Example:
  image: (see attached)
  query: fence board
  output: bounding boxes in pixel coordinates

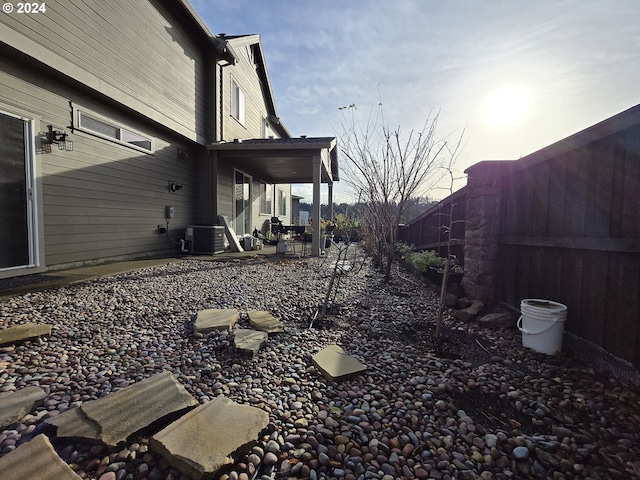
[532,162,550,236]
[547,157,567,236]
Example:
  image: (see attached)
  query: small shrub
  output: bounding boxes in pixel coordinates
[411,250,446,273]
[395,242,414,260]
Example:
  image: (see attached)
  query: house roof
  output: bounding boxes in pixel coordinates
[169,5,293,139]
[166,1,238,64]
[209,137,339,184]
[466,102,640,176]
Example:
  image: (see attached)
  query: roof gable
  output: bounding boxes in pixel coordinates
[225,35,291,138]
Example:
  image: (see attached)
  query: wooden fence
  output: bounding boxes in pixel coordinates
[398,104,640,370]
[397,187,467,265]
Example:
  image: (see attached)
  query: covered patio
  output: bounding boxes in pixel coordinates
[208,137,339,256]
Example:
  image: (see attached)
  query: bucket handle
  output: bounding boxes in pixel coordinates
[517,315,559,335]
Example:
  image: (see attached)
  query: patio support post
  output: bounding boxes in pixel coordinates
[311,155,322,256]
[327,183,333,221]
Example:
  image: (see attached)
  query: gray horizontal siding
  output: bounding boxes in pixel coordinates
[224,46,270,141]
[1,0,206,142]
[1,55,200,269]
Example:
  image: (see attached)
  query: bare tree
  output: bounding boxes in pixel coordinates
[337,99,449,282]
[435,135,466,339]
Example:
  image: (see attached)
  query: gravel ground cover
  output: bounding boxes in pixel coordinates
[0,253,639,480]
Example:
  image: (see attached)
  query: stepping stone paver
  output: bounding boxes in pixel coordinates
[0,386,46,429]
[247,310,284,334]
[194,309,239,334]
[45,403,101,439]
[312,344,367,381]
[0,323,51,346]
[0,433,82,480]
[234,329,268,357]
[46,371,198,446]
[150,396,269,480]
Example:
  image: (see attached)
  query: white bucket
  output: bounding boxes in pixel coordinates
[517,299,568,355]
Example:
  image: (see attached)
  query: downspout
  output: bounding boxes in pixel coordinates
[219,62,225,141]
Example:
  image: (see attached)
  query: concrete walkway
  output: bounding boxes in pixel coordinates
[0,243,315,297]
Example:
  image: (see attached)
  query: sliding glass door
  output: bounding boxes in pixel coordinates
[0,111,36,270]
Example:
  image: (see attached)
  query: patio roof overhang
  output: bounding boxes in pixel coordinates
[207,137,339,184]
[207,137,339,256]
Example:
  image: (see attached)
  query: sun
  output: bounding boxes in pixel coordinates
[483,86,531,128]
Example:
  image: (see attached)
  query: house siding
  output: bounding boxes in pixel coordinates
[223,45,270,142]
[215,40,292,234]
[0,47,200,274]
[0,0,207,143]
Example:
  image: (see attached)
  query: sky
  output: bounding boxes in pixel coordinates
[191,0,640,203]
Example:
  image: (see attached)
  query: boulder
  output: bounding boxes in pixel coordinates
[478,312,516,329]
[453,300,484,322]
[444,293,459,308]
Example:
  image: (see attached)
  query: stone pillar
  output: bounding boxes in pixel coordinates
[462,162,508,303]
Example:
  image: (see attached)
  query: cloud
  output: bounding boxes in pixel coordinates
[196,0,640,199]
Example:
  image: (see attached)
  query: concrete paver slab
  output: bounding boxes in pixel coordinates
[45,402,101,440]
[234,329,268,357]
[0,433,82,480]
[150,396,269,480]
[0,323,51,346]
[312,344,367,381]
[247,310,284,334]
[194,309,239,334]
[46,371,198,446]
[0,386,46,429]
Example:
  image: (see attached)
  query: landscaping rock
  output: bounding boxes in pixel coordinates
[478,312,516,329]
[444,293,459,308]
[453,300,484,322]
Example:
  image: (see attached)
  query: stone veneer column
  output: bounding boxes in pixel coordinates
[462,162,507,303]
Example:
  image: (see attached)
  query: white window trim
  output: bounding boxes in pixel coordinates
[259,181,273,215]
[231,78,246,126]
[0,109,39,270]
[77,110,154,153]
[278,188,287,217]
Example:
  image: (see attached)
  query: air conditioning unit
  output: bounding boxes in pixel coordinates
[185,225,225,254]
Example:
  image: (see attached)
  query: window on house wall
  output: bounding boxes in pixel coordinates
[260,182,273,215]
[278,188,287,216]
[262,118,271,139]
[78,111,153,152]
[231,80,246,125]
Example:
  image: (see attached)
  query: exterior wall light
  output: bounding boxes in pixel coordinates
[45,125,73,151]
